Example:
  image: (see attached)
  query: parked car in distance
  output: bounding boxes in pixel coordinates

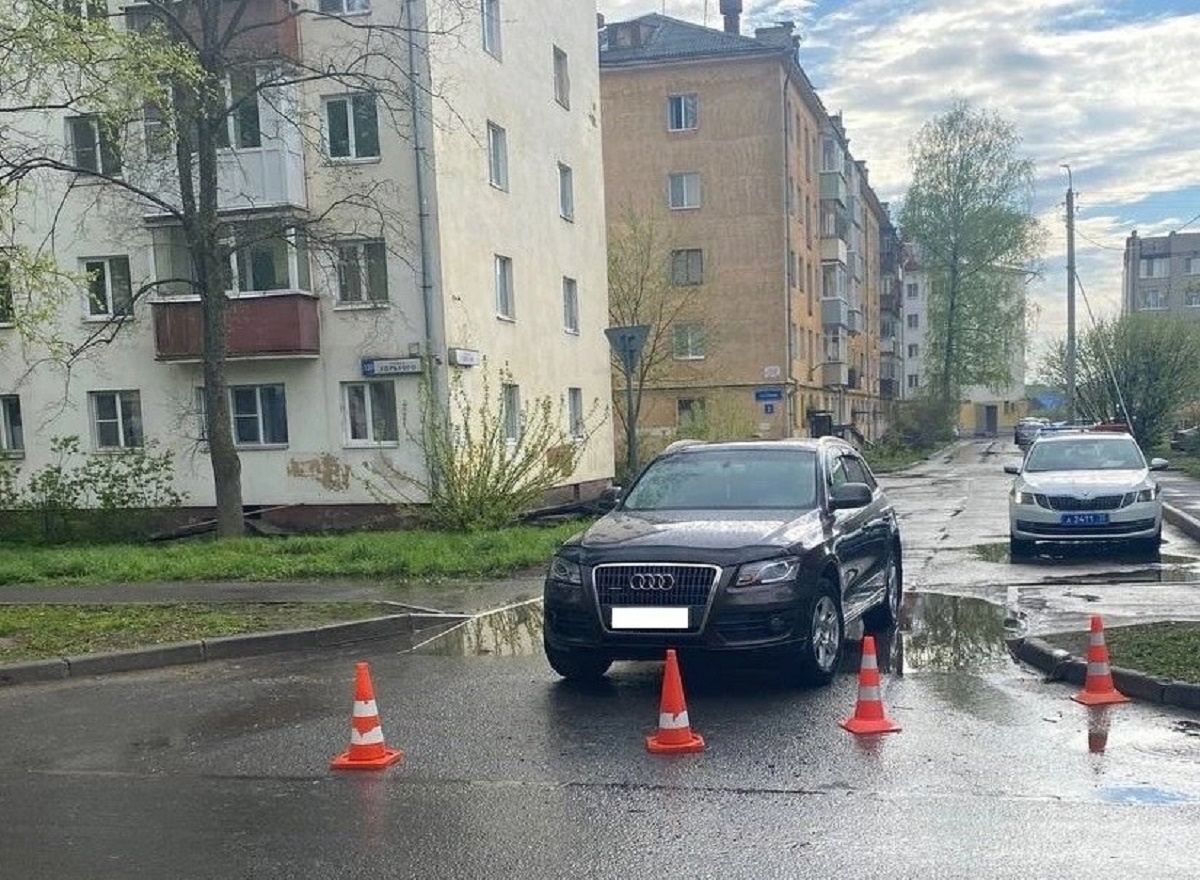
[1014,417,1049,448]
[542,438,903,686]
[1170,426,1199,452]
[1004,430,1168,559]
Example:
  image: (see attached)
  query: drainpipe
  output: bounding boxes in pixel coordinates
[405,0,448,414]
[781,70,795,436]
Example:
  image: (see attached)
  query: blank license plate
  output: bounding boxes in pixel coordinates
[1060,513,1110,526]
[611,607,689,630]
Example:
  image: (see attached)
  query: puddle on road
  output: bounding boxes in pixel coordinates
[414,591,1013,678]
[972,543,1200,583]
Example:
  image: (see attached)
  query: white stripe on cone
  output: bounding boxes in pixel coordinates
[1087,662,1111,676]
[658,710,690,730]
[857,685,881,701]
[351,725,386,746]
[353,699,379,716]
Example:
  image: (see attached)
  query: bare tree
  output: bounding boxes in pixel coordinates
[0,0,469,535]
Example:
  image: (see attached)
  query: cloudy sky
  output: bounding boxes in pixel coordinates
[595,0,1200,379]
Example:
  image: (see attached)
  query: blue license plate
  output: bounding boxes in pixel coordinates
[1060,513,1110,526]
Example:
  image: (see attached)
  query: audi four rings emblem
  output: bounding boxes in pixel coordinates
[628,573,675,590]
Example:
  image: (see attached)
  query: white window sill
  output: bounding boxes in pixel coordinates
[93,446,143,454]
[344,440,400,449]
[0,449,25,459]
[0,322,14,329]
[316,9,373,18]
[83,315,134,324]
[496,314,516,323]
[72,173,123,186]
[669,205,700,211]
[325,156,382,166]
[564,327,580,336]
[235,444,289,451]
[674,355,705,361]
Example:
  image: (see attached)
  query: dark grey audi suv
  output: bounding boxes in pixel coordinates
[542,437,902,685]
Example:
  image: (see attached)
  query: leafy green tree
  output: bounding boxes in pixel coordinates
[899,100,1042,403]
[0,1,468,536]
[1041,314,1200,448]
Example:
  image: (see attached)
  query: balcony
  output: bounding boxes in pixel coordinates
[879,337,896,355]
[128,1,301,62]
[819,170,847,205]
[880,291,900,315]
[821,237,848,266]
[879,377,899,400]
[847,307,863,336]
[153,291,320,361]
[821,296,849,329]
[821,362,849,388]
[847,368,860,390]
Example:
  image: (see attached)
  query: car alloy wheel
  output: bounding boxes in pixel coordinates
[789,578,843,687]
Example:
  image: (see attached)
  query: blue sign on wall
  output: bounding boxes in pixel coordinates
[754,388,784,402]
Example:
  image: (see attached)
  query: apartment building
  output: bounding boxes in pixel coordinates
[0,0,613,524]
[898,248,1025,435]
[597,5,895,453]
[1122,230,1200,318]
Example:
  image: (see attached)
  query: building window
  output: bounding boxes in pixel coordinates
[325,93,379,159]
[673,323,706,360]
[1186,290,1200,307]
[1138,288,1166,310]
[487,122,508,190]
[63,0,107,23]
[90,390,143,450]
[677,397,706,430]
[906,282,918,299]
[230,384,289,446]
[343,381,398,444]
[788,249,797,287]
[334,240,388,303]
[907,343,919,358]
[495,254,514,319]
[84,256,134,319]
[562,276,579,333]
[482,0,501,58]
[501,382,520,441]
[221,69,262,150]
[553,46,570,108]
[558,162,574,221]
[1138,257,1169,279]
[319,0,370,13]
[906,313,919,329]
[0,258,13,324]
[1,395,23,455]
[667,94,698,131]
[68,115,122,175]
[1186,257,1200,275]
[907,373,920,390]
[567,387,584,439]
[229,225,310,294]
[670,248,703,286]
[668,172,700,210]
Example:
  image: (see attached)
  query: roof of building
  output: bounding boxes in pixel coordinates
[599,14,787,67]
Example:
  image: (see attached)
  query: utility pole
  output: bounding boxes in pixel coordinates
[1063,165,1077,423]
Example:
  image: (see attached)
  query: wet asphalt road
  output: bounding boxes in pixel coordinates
[2,439,1199,879]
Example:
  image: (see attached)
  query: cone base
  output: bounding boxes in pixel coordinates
[1071,690,1129,706]
[331,747,405,770]
[645,732,706,754]
[840,714,901,735]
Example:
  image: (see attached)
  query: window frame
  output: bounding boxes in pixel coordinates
[501,382,520,441]
[672,323,706,360]
[667,93,698,132]
[677,397,706,429]
[0,257,13,325]
[494,254,515,320]
[567,387,584,439]
[68,114,122,176]
[228,383,289,448]
[487,121,508,190]
[481,0,502,58]
[342,380,399,446]
[670,248,703,286]
[552,45,570,109]
[323,92,380,161]
[83,256,134,320]
[562,276,579,334]
[318,0,371,14]
[667,171,700,210]
[906,313,919,329]
[333,239,388,305]
[557,162,574,221]
[89,390,143,451]
[0,395,23,456]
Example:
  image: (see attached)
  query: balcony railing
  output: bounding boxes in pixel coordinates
[153,291,320,361]
[879,377,899,400]
[819,171,847,205]
[821,237,848,265]
[821,362,849,388]
[847,307,862,336]
[821,296,849,329]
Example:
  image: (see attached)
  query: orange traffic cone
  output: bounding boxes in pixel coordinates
[645,649,705,754]
[1072,615,1130,706]
[840,635,901,735]
[331,662,405,770]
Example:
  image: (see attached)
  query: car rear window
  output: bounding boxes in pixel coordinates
[623,449,818,511]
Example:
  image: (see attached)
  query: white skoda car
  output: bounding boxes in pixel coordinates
[1004,431,1167,559]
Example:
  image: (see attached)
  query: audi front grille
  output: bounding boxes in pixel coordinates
[593,563,720,607]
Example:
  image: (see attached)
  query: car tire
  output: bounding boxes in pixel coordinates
[788,577,844,687]
[1010,535,1034,561]
[863,544,902,632]
[543,637,612,681]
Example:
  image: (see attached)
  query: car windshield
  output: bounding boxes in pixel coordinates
[622,448,818,511]
[1023,437,1146,473]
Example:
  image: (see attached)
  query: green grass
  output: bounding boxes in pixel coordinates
[0,521,587,587]
[1041,622,1200,685]
[0,603,385,664]
[865,442,941,474]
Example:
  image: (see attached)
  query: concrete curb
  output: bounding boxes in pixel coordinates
[1162,500,1200,541]
[1006,635,1200,712]
[0,611,469,687]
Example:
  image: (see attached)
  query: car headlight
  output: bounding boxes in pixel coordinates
[1134,485,1160,503]
[1012,490,1042,506]
[548,556,582,586]
[734,557,799,587]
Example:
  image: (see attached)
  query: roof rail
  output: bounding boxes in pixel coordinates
[662,438,706,453]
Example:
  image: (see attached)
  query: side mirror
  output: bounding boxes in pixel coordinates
[596,486,622,510]
[1149,458,1169,471]
[1004,464,1021,475]
[829,481,872,511]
